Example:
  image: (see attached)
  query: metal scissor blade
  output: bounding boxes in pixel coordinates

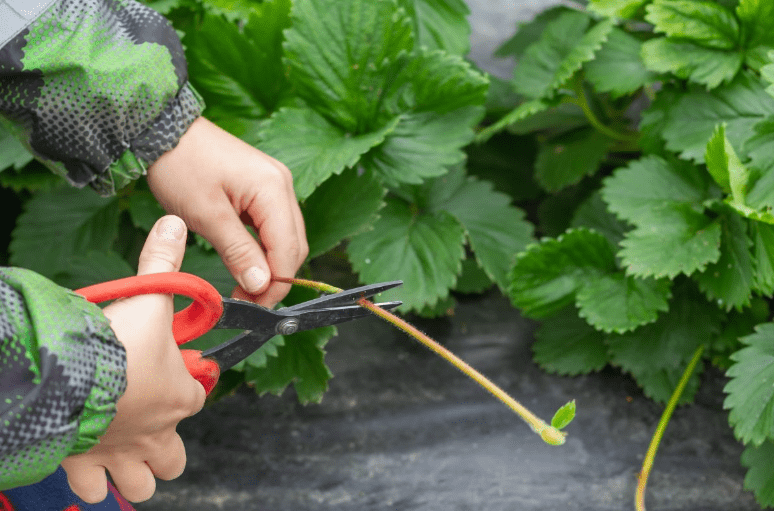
[200,329,273,372]
[289,301,402,330]
[284,281,403,312]
[201,301,402,372]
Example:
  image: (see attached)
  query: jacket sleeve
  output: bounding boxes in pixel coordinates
[0,268,127,490]
[0,0,205,196]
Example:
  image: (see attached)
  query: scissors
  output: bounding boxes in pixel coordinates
[74,273,402,394]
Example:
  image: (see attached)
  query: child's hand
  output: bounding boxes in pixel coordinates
[61,216,207,503]
[146,117,308,308]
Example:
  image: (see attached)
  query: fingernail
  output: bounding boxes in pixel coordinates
[240,266,267,293]
[156,217,185,242]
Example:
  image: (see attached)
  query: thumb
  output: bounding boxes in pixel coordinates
[137,215,188,276]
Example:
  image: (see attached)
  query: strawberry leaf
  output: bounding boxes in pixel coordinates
[533,312,609,375]
[258,107,399,200]
[694,207,755,311]
[585,28,655,98]
[430,167,534,292]
[725,323,774,445]
[398,0,471,55]
[534,128,613,192]
[302,168,385,259]
[10,186,120,280]
[660,72,774,163]
[282,0,414,133]
[741,440,774,507]
[618,205,722,278]
[588,0,648,18]
[513,11,614,99]
[348,197,466,312]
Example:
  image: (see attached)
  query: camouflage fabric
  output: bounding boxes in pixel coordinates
[0,0,204,195]
[0,268,127,490]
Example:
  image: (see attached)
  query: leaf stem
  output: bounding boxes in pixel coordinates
[275,276,568,446]
[635,344,705,511]
[569,75,639,143]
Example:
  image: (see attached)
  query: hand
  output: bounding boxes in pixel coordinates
[146,117,309,308]
[61,216,206,503]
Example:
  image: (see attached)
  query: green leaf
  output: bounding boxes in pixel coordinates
[746,117,774,176]
[725,323,774,445]
[694,207,755,311]
[571,191,631,248]
[476,99,553,143]
[126,191,167,232]
[381,49,489,116]
[551,399,576,430]
[588,0,648,18]
[509,229,616,319]
[495,7,568,59]
[618,205,722,278]
[741,441,774,508]
[628,364,703,404]
[201,0,266,22]
[661,72,774,163]
[640,38,743,89]
[706,123,774,224]
[601,155,715,227]
[513,11,614,99]
[398,0,471,55]
[10,186,120,280]
[606,284,717,403]
[258,107,399,199]
[752,222,774,295]
[534,128,613,192]
[645,0,740,50]
[532,312,609,375]
[348,197,466,312]
[0,122,33,172]
[736,0,774,49]
[576,273,671,333]
[430,167,534,292]
[53,251,134,290]
[585,28,655,98]
[362,107,484,186]
[302,168,385,259]
[0,161,63,193]
[244,326,335,404]
[283,0,414,133]
[184,15,272,124]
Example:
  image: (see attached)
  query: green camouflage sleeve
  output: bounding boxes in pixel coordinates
[0,268,127,490]
[0,0,205,196]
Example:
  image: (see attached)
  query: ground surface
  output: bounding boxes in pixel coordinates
[137,291,758,511]
[137,2,761,510]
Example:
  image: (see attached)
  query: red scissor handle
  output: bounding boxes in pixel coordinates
[75,272,225,394]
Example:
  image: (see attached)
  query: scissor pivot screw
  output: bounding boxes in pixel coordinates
[277,318,299,335]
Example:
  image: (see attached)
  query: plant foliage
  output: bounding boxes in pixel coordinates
[485,0,774,506]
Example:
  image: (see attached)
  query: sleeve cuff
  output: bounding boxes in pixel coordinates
[91,83,206,196]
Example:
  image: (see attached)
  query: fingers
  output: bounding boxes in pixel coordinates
[137,215,188,276]
[61,457,109,504]
[198,197,272,296]
[146,432,188,481]
[105,460,156,503]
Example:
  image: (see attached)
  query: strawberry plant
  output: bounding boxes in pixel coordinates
[0,0,533,410]
[484,0,774,507]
